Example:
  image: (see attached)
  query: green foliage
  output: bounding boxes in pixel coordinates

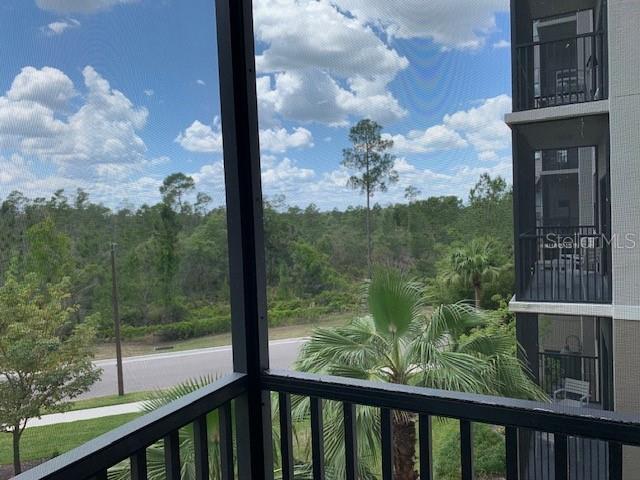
[0,272,101,473]
[434,421,505,479]
[342,119,398,197]
[296,269,545,478]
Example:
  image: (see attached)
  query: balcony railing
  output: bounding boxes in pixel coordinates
[538,351,601,405]
[14,369,640,480]
[514,32,607,111]
[517,226,611,303]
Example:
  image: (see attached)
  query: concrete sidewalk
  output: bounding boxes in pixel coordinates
[27,402,146,428]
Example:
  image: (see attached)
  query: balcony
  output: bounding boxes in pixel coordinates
[514,32,607,112]
[517,226,611,303]
[14,369,640,480]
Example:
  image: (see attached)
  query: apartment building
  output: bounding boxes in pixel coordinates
[507,0,640,477]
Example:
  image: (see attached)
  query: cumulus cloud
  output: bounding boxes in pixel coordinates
[332,0,509,50]
[36,0,139,14]
[175,119,223,153]
[259,127,313,153]
[43,18,80,35]
[176,119,314,154]
[0,65,149,170]
[443,94,512,160]
[493,39,511,49]
[253,0,408,125]
[383,94,511,160]
[384,125,467,154]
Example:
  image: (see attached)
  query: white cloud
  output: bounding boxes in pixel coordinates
[443,94,512,159]
[175,119,223,153]
[144,89,154,97]
[385,125,467,154]
[332,0,509,50]
[43,18,80,35]
[257,70,406,126]
[253,0,408,125]
[6,66,76,109]
[259,127,314,153]
[176,119,314,154]
[36,0,139,14]
[0,65,149,168]
[196,79,206,86]
[493,39,511,49]
[0,154,33,186]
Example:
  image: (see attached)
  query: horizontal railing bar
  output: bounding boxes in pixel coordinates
[539,352,599,360]
[263,370,640,445]
[515,30,604,48]
[15,373,248,480]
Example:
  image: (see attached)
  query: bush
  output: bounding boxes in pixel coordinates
[155,316,231,341]
[434,420,505,479]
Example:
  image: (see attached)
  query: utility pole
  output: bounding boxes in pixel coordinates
[111,242,125,396]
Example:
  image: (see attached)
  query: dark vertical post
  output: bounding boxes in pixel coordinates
[219,403,234,480]
[460,420,474,480]
[554,433,568,480]
[609,442,623,480]
[215,0,273,478]
[110,243,124,396]
[419,414,433,480]
[130,449,148,480]
[505,426,518,480]
[193,416,209,480]
[380,408,393,480]
[164,431,181,480]
[516,313,539,383]
[343,402,358,480]
[279,393,294,480]
[310,397,325,480]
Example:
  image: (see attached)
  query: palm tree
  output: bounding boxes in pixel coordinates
[108,377,222,480]
[441,238,501,308]
[296,269,544,480]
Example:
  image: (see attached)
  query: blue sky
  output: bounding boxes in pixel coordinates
[0,0,514,210]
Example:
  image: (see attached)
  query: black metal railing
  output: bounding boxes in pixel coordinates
[14,373,247,480]
[518,226,611,303]
[515,31,607,111]
[538,352,601,404]
[16,369,640,480]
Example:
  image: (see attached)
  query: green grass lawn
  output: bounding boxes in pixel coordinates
[94,311,354,359]
[67,391,152,411]
[0,413,142,465]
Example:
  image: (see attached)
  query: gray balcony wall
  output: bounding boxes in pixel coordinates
[608,1,640,476]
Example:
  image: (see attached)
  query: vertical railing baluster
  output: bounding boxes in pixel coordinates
[505,426,518,480]
[131,449,148,480]
[93,470,108,480]
[343,403,358,480]
[460,420,474,480]
[164,430,181,480]
[554,433,568,480]
[419,414,433,480]
[279,393,294,480]
[380,408,393,480]
[219,402,234,480]
[310,397,325,480]
[194,415,209,480]
[609,442,623,480]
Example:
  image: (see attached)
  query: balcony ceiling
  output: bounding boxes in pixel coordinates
[516,114,609,149]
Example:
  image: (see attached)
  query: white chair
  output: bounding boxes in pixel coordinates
[553,378,591,407]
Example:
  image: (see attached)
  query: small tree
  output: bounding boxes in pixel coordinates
[441,238,501,308]
[0,273,101,474]
[160,172,195,212]
[342,119,398,277]
[404,185,421,231]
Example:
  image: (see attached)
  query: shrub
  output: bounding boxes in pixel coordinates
[434,420,505,479]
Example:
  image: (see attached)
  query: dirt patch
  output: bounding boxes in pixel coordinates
[0,459,48,480]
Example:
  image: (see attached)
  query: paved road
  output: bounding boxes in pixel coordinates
[81,337,306,399]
